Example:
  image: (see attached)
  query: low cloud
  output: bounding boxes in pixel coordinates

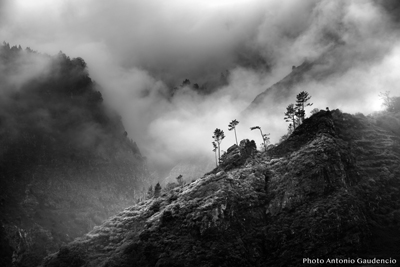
[1,0,400,178]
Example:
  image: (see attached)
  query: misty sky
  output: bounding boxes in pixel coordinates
[1,0,400,178]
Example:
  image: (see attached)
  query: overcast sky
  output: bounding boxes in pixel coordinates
[1,0,400,178]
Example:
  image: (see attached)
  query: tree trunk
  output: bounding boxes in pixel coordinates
[234,128,238,146]
[218,145,220,163]
[292,116,296,129]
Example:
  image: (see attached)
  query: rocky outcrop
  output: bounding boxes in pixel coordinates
[41,110,400,266]
[218,140,257,172]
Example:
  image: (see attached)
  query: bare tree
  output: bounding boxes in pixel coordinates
[379,91,400,112]
[379,91,392,110]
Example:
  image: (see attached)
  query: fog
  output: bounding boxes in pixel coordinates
[1,0,400,178]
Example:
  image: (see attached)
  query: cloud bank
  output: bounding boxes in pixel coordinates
[1,0,400,177]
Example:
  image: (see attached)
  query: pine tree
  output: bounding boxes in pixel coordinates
[176,175,183,185]
[263,133,270,147]
[288,123,294,135]
[228,119,239,146]
[212,141,218,167]
[146,185,153,199]
[295,91,313,124]
[212,128,225,163]
[250,126,268,150]
[284,104,298,129]
[154,183,161,198]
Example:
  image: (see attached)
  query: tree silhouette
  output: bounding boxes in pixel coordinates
[379,91,400,112]
[380,91,392,110]
[176,174,183,185]
[212,128,225,163]
[284,104,298,129]
[154,183,161,198]
[147,185,153,199]
[250,126,268,150]
[263,133,270,147]
[212,141,218,167]
[287,123,294,135]
[295,91,313,124]
[182,79,191,87]
[228,119,239,146]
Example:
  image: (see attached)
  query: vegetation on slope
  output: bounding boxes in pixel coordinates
[42,109,400,266]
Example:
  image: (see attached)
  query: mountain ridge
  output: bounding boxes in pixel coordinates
[41,109,400,267]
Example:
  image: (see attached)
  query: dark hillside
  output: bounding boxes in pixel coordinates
[0,44,150,267]
[42,110,400,267]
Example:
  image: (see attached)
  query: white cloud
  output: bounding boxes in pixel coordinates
[1,0,400,177]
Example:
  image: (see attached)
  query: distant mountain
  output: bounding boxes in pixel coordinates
[41,109,400,266]
[0,43,151,267]
[245,44,360,114]
[247,60,315,111]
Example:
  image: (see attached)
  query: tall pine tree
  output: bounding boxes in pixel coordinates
[154,183,161,198]
[212,141,218,167]
[228,119,239,146]
[212,128,225,163]
[295,91,312,124]
[284,104,298,129]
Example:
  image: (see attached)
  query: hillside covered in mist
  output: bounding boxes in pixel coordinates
[0,43,151,267]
